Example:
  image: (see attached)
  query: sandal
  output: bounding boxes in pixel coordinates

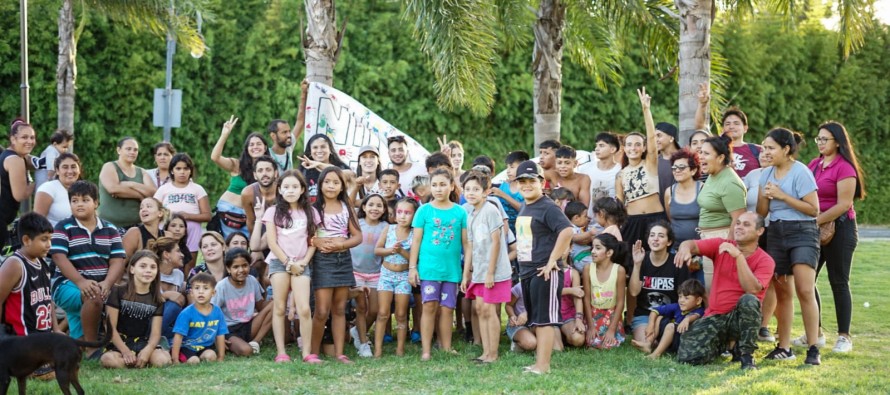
[336,354,354,364]
[302,354,324,364]
[274,354,292,363]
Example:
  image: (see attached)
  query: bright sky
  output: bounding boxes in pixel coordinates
[877,0,890,25]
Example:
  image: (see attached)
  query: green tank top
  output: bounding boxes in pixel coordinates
[98,161,144,228]
[226,174,248,194]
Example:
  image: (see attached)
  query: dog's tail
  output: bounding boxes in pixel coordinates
[73,318,113,349]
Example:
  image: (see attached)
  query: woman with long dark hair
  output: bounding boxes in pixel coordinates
[211,116,269,237]
[0,119,37,250]
[757,128,821,365]
[806,121,865,353]
[298,134,351,203]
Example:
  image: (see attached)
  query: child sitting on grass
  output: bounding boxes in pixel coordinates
[212,248,272,357]
[172,273,227,364]
[633,278,706,359]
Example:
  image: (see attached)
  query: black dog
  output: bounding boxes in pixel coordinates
[0,319,111,395]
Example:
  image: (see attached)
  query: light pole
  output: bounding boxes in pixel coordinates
[162,0,176,142]
[20,0,29,123]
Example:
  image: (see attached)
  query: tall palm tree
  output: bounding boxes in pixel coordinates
[676,0,874,143]
[57,0,207,135]
[302,0,345,85]
[406,0,678,148]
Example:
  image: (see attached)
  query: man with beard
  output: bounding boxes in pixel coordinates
[242,156,280,234]
[267,119,295,171]
[387,135,427,197]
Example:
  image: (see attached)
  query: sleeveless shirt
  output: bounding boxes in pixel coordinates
[2,252,53,335]
[98,161,145,228]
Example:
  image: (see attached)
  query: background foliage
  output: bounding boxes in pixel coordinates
[2,0,888,221]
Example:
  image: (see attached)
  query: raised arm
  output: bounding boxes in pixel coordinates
[694,82,710,132]
[293,80,309,143]
[211,116,240,173]
[637,87,658,169]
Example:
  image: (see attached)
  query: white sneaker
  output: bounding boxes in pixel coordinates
[510,341,517,352]
[248,341,260,354]
[833,336,853,353]
[350,326,362,350]
[358,342,373,358]
[791,334,826,348]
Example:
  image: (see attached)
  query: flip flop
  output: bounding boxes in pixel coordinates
[85,349,103,361]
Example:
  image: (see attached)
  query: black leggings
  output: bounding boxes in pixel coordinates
[815,214,857,334]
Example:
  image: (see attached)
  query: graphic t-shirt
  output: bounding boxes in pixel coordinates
[155,181,208,252]
[577,161,621,217]
[173,304,229,351]
[106,285,163,341]
[412,202,467,283]
[634,253,691,317]
[731,143,761,178]
[212,276,263,326]
[515,196,572,279]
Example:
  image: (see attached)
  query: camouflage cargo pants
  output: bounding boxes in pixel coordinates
[677,294,762,365]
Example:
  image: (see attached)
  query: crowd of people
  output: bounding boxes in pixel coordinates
[0,83,865,377]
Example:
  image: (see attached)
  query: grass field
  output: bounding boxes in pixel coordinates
[17,241,890,394]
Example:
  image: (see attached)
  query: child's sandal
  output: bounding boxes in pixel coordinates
[335,354,354,364]
[302,354,323,364]
[274,354,291,363]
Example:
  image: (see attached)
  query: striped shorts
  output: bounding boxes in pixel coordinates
[521,269,564,327]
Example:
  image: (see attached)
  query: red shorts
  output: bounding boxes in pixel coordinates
[465,280,512,304]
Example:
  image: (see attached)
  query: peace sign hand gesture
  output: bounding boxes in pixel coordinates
[637,87,651,110]
[222,115,238,136]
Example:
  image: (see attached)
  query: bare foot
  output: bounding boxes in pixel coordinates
[631,339,653,353]
[646,353,659,360]
[421,353,431,362]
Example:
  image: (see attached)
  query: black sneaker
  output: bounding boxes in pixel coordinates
[739,354,757,370]
[758,327,776,342]
[729,345,741,362]
[764,345,796,360]
[805,345,821,365]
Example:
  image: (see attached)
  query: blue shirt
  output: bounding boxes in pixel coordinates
[652,303,705,324]
[412,202,467,283]
[498,183,524,233]
[173,304,229,351]
[759,161,818,221]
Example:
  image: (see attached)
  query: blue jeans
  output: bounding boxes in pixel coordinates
[162,300,183,340]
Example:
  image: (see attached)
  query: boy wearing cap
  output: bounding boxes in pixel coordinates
[513,160,574,374]
[655,122,680,209]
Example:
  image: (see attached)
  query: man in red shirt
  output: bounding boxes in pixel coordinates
[673,211,775,369]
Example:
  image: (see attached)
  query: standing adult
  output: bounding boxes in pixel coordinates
[807,121,865,353]
[757,128,822,365]
[98,137,156,230]
[696,135,747,288]
[147,142,175,188]
[1,119,37,251]
[655,122,679,209]
[299,134,352,203]
[694,83,761,178]
[210,116,269,237]
[34,153,82,227]
[388,135,427,197]
[577,132,622,218]
[351,145,383,202]
[674,212,775,369]
[241,156,280,234]
[664,149,702,250]
[266,119,295,171]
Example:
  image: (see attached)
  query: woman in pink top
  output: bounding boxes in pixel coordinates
[807,121,866,353]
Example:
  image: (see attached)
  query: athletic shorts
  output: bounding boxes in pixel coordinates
[179,347,215,362]
[521,270,564,327]
[420,280,458,309]
[225,319,253,341]
[465,280,511,304]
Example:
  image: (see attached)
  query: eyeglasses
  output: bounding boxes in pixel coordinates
[814,137,834,144]
[671,165,690,172]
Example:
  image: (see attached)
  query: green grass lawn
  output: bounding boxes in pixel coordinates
[18,241,890,394]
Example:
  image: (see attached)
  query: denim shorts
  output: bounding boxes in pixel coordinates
[268,258,311,278]
[767,219,819,275]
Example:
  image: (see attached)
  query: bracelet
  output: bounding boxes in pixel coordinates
[409,266,417,270]
[575,312,584,318]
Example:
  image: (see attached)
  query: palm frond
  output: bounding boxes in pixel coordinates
[563,1,623,89]
[837,0,872,58]
[83,0,211,54]
[718,0,756,22]
[404,0,500,116]
[494,0,535,49]
[591,0,679,73]
[708,34,731,129]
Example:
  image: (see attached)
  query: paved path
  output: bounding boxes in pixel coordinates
[858,226,890,240]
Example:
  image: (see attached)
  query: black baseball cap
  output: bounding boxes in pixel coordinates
[515,160,543,180]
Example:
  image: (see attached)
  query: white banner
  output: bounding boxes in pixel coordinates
[302,82,430,169]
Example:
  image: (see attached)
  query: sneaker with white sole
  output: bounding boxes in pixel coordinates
[833,336,853,353]
[764,346,796,361]
[249,341,260,354]
[358,342,373,358]
[758,327,776,342]
[350,326,362,350]
[804,345,821,365]
[791,334,826,348]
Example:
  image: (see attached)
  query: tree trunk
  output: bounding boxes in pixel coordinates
[303,0,340,86]
[532,0,565,150]
[677,0,712,146]
[57,0,76,135]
